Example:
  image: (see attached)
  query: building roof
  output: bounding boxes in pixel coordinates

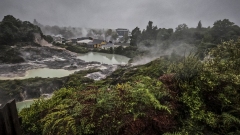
[101,43,114,48]
[88,39,105,45]
[116,28,129,31]
[77,39,92,44]
[77,37,93,41]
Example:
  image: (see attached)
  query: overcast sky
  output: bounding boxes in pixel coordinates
[0,0,239,30]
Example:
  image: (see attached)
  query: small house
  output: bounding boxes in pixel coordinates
[101,43,114,50]
[87,39,106,48]
[77,37,93,45]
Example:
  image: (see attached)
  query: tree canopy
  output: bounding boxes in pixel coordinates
[0,15,43,45]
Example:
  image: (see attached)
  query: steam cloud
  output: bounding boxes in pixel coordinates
[132,40,196,65]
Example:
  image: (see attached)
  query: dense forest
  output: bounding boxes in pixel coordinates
[16,17,240,134]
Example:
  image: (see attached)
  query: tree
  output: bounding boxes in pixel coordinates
[33,19,39,25]
[173,23,190,40]
[109,47,114,54]
[122,33,129,43]
[43,35,54,43]
[2,15,22,28]
[144,21,158,40]
[210,19,240,43]
[114,46,123,54]
[0,15,44,45]
[146,21,153,32]
[111,32,118,41]
[33,19,43,27]
[0,21,19,45]
[175,23,188,32]
[197,20,202,29]
[156,28,172,41]
[130,27,141,46]
[105,29,112,36]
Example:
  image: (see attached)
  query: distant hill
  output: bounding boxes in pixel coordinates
[0,15,52,63]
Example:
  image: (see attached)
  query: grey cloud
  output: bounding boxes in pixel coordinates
[0,0,239,30]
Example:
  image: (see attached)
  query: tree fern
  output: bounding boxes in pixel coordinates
[222,112,240,125]
[145,88,171,113]
[42,104,77,135]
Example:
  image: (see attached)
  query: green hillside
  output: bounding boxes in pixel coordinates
[19,39,240,135]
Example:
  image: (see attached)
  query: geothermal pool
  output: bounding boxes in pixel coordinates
[16,99,35,111]
[0,52,129,80]
[0,68,78,80]
[77,52,130,65]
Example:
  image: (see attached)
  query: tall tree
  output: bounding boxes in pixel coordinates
[211,19,240,43]
[173,23,190,40]
[105,29,112,36]
[111,32,118,41]
[145,21,158,40]
[197,20,202,29]
[157,28,172,41]
[2,15,22,28]
[0,21,19,45]
[175,23,188,32]
[130,27,141,46]
[146,21,153,32]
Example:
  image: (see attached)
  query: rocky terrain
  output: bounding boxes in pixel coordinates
[0,42,128,104]
[0,44,116,78]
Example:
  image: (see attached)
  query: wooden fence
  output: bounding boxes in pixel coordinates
[0,99,21,135]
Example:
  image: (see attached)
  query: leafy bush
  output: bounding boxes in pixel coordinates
[66,45,89,53]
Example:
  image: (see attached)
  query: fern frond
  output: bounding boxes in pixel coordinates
[145,89,171,113]
[222,112,240,125]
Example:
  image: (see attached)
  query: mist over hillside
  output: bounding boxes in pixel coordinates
[129,19,240,65]
[33,19,118,41]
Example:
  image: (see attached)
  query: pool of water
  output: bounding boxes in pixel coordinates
[16,99,35,111]
[0,52,129,80]
[77,52,130,65]
[25,68,78,78]
[0,68,79,80]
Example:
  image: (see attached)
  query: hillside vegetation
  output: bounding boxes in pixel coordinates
[0,15,49,63]
[20,39,240,134]
[0,69,99,104]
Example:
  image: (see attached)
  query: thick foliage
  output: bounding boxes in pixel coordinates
[164,39,240,134]
[0,15,43,45]
[20,39,240,134]
[0,69,97,104]
[20,76,176,134]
